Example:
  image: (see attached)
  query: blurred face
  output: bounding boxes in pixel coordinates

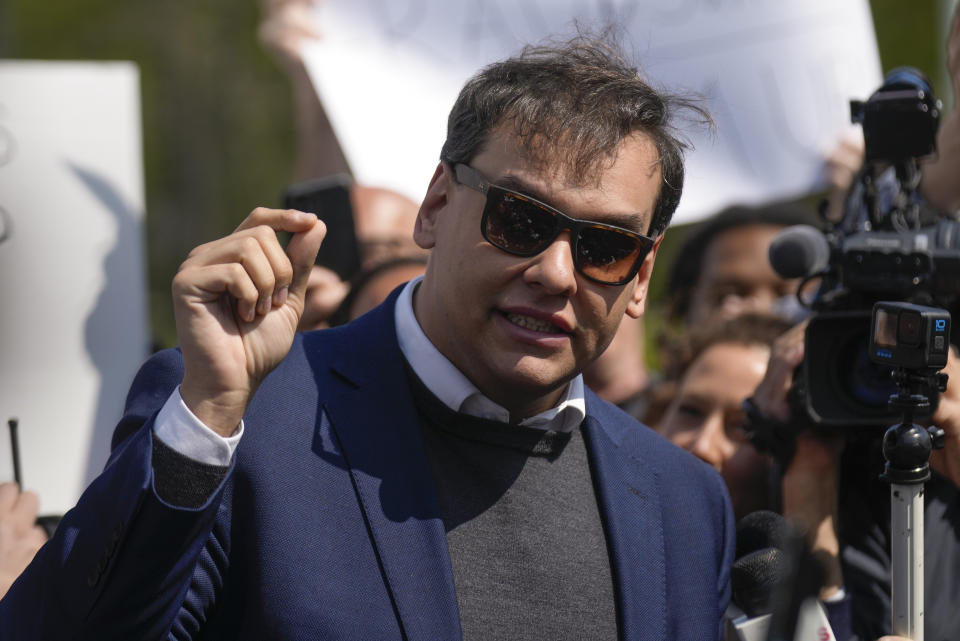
[350,185,423,268]
[658,342,771,518]
[348,262,426,321]
[687,224,797,324]
[413,127,663,419]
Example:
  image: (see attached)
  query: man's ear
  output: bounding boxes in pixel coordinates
[625,234,665,319]
[413,163,450,250]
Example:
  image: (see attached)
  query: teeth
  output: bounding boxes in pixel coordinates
[506,313,560,333]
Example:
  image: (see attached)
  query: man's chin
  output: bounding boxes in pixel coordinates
[482,357,577,411]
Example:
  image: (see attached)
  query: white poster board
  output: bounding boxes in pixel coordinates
[303,0,882,224]
[0,61,149,514]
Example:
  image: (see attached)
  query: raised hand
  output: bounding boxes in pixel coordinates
[172,208,326,436]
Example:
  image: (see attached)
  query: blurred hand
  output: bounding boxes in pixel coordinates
[258,0,323,74]
[173,208,325,436]
[823,130,865,223]
[298,265,349,331]
[0,483,47,600]
[751,321,806,422]
[752,321,845,598]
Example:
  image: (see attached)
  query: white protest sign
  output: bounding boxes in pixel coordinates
[0,61,149,514]
[302,0,881,224]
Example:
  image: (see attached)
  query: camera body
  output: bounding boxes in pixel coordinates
[850,67,940,164]
[870,301,950,372]
[791,68,959,427]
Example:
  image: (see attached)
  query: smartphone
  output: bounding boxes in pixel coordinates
[282,174,362,281]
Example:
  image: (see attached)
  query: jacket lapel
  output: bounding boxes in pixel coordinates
[312,294,462,641]
[582,394,667,641]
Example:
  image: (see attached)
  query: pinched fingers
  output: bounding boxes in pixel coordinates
[182,226,293,321]
[176,208,324,322]
[235,207,326,299]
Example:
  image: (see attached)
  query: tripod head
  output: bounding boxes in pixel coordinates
[881,368,947,484]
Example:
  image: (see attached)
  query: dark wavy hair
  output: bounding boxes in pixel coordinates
[440,32,709,237]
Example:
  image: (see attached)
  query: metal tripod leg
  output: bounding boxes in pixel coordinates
[890,482,924,640]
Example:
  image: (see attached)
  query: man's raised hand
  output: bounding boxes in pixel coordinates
[172,208,326,436]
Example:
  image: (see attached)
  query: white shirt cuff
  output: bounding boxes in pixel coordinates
[153,387,243,466]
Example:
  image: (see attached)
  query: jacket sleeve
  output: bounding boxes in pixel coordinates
[0,349,232,641]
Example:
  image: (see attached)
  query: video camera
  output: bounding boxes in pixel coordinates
[769,67,960,427]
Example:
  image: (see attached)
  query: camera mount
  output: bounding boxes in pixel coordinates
[880,368,947,641]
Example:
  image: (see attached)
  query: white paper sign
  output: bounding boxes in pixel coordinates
[303,0,881,224]
[0,61,149,514]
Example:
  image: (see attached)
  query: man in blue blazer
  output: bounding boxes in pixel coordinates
[1,35,734,640]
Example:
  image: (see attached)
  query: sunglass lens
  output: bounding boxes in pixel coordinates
[577,227,644,283]
[484,189,557,255]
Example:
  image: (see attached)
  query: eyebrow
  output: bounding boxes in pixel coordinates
[492,173,651,235]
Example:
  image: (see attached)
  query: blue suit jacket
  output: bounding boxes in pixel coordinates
[1,291,734,640]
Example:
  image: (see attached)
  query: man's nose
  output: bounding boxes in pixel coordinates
[524,232,578,295]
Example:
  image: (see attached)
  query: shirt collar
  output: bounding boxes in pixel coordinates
[394,277,585,432]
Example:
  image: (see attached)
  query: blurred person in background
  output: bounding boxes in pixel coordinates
[733,12,960,638]
[656,315,853,637]
[259,0,427,331]
[598,129,863,421]
[665,201,821,330]
[327,254,429,326]
[657,313,791,520]
[296,184,426,330]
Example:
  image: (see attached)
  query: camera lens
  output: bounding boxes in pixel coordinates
[805,312,900,425]
[898,310,922,345]
[842,337,896,409]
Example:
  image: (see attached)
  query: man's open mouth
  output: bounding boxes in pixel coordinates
[504,312,565,334]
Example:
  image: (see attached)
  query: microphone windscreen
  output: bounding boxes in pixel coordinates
[735,510,791,559]
[731,547,788,617]
[768,225,829,279]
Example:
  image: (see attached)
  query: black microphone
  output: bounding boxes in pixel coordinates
[726,511,838,641]
[768,225,830,280]
[732,511,792,617]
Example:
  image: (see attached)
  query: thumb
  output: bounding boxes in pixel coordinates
[287,218,327,298]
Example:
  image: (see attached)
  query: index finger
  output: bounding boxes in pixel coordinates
[233,207,319,235]
[234,207,327,299]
